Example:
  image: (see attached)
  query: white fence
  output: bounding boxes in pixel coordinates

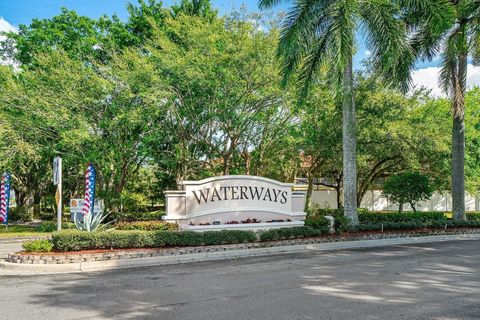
[310,189,480,211]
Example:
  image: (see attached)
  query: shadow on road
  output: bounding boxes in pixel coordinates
[4,240,480,320]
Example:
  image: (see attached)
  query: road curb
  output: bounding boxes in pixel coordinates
[1,233,479,275]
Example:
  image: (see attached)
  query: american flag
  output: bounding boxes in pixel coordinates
[82,163,96,217]
[0,173,12,224]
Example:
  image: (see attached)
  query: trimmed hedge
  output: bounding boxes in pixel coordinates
[350,220,480,232]
[52,229,256,252]
[116,221,179,231]
[305,207,353,232]
[468,213,480,221]
[306,207,369,217]
[259,226,325,242]
[359,211,446,224]
[34,221,77,232]
[304,215,330,230]
[22,239,54,253]
[114,211,166,222]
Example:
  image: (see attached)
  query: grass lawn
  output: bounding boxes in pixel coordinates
[0,225,49,238]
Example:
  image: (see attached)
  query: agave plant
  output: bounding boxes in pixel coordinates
[74,211,115,232]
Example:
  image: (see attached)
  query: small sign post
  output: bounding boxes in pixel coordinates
[53,157,62,231]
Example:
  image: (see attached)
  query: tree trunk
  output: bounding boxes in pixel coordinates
[223,155,230,175]
[399,203,403,213]
[452,53,467,221]
[305,173,314,211]
[335,174,343,209]
[410,202,416,212]
[33,191,42,218]
[342,57,358,224]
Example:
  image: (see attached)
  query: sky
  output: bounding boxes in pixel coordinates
[1,0,479,96]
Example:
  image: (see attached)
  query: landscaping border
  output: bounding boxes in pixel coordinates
[1,228,480,275]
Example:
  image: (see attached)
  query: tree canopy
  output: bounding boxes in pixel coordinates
[0,0,479,221]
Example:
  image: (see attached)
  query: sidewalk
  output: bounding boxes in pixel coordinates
[1,233,479,276]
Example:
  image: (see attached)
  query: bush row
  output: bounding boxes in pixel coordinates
[306,207,369,217]
[358,211,446,224]
[305,208,352,233]
[51,229,256,252]
[35,221,76,232]
[113,211,166,222]
[468,213,480,221]
[350,219,480,232]
[115,221,179,231]
[29,218,480,253]
[259,226,327,242]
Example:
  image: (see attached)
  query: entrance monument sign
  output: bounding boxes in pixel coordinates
[164,175,306,230]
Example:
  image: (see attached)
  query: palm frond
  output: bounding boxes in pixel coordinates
[328,0,357,68]
[296,26,335,100]
[259,0,291,10]
[275,0,337,88]
[439,50,456,95]
[360,0,414,91]
[400,0,455,60]
[468,15,480,65]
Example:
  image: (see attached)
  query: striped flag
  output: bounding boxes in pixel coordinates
[0,173,12,224]
[82,163,96,217]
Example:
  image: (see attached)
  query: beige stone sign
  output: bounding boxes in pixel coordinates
[164,175,306,229]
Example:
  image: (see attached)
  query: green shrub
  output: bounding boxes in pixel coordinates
[383,172,434,212]
[35,221,76,232]
[307,207,343,217]
[9,207,33,222]
[334,215,351,233]
[304,215,330,230]
[359,211,446,224]
[467,213,480,221]
[35,221,57,232]
[116,221,179,231]
[62,222,77,229]
[305,206,364,232]
[114,210,166,222]
[22,239,54,253]
[202,230,256,245]
[446,220,480,228]
[306,207,369,217]
[259,226,324,242]
[52,230,155,251]
[51,229,257,251]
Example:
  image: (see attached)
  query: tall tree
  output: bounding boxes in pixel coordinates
[402,0,480,220]
[259,0,410,224]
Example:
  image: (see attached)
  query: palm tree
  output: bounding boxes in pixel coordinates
[259,0,411,224]
[402,0,480,221]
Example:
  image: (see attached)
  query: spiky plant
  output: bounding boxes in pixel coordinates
[74,212,115,232]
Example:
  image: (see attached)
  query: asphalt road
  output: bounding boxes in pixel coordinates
[1,239,479,320]
[0,242,21,258]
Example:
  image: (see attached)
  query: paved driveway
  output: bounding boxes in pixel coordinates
[0,239,479,320]
[0,239,24,258]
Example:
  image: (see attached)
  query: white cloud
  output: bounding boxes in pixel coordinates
[0,17,17,41]
[411,64,480,97]
[0,17,17,67]
[364,50,371,57]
